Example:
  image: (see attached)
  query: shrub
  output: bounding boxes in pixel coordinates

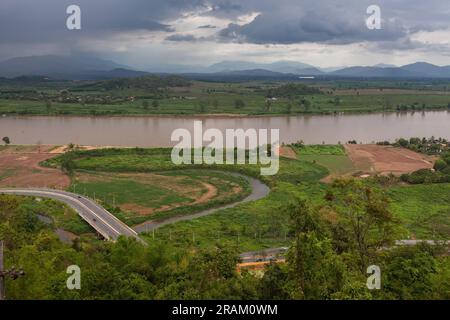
[434,159,447,172]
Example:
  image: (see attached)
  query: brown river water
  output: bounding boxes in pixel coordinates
[1,111,450,147]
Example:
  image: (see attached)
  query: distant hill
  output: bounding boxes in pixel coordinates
[400,62,450,78]
[374,63,398,68]
[82,68,150,80]
[207,60,317,74]
[182,69,303,82]
[331,66,420,78]
[2,55,450,80]
[0,55,134,79]
[332,62,450,78]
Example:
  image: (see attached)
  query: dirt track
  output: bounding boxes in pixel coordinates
[344,144,435,176]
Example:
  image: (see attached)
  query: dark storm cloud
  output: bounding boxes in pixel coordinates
[214,0,449,45]
[210,1,242,14]
[218,12,406,44]
[1,0,450,59]
[0,0,206,44]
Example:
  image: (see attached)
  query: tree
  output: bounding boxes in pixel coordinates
[234,99,245,109]
[45,100,52,113]
[397,138,409,148]
[151,100,159,110]
[286,103,293,114]
[60,155,75,176]
[2,136,10,145]
[379,245,438,299]
[198,101,207,113]
[281,198,348,299]
[325,179,398,272]
[434,159,447,171]
[142,100,149,110]
[303,99,311,112]
[264,100,272,112]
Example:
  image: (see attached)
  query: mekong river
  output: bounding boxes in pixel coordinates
[1,111,449,147]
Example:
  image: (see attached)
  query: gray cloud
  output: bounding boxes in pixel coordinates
[0,0,450,64]
[215,0,442,45]
[165,34,201,42]
[0,0,205,44]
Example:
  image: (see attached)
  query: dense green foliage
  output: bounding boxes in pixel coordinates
[266,83,322,98]
[293,143,346,155]
[392,137,450,155]
[79,75,191,91]
[2,188,449,300]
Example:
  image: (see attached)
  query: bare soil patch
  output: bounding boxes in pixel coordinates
[279,146,297,159]
[0,146,69,188]
[120,181,218,216]
[344,144,435,176]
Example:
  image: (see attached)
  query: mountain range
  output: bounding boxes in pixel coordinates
[1,55,450,80]
[0,55,146,80]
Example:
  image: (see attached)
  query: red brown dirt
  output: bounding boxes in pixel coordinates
[0,145,69,188]
[279,146,297,159]
[344,144,435,176]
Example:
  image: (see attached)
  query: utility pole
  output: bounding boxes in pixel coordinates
[0,240,25,300]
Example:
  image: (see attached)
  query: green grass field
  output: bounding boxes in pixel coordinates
[73,179,192,208]
[292,144,355,175]
[69,169,251,225]
[2,79,450,116]
[388,183,450,239]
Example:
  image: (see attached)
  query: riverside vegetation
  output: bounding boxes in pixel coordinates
[1,76,450,116]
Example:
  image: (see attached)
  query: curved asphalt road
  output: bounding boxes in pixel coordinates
[132,173,270,234]
[0,173,269,243]
[0,188,143,243]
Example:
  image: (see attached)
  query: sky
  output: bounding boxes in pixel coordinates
[1,0,450,69]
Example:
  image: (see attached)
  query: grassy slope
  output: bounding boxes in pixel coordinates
[388,183,450,238]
